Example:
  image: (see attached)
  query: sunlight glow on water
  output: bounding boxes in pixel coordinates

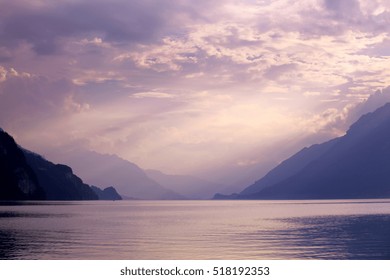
[1,200,390,259]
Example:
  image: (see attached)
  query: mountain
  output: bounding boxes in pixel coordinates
[223,103,390,199]
[239,138,340,196]
[196,158,279,196]
[23,150,98,200]
[145,169,228,199]
[0,129,45,200]
[0,128,124,200]
[51,149,184,199]
[90,186,122,200]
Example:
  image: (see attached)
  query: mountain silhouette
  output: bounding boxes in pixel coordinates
[90,186,122,200]
[239,138,340,196]
[23,150,98,200]
[219,103,390,199]
[1,128,125,200]
[0,129,45,200]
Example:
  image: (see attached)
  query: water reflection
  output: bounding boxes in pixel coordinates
[1,201,390,259]
[0,230,18,259]
[0,212,70,218]
[244,214,390,259]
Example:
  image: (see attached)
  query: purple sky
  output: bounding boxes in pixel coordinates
[1,0,390,176]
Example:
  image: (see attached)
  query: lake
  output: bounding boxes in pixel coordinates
[1,200,390,259]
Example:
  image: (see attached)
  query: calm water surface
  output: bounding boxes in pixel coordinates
[1,200,390,259]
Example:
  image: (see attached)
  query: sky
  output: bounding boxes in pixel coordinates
[0,0,390,178]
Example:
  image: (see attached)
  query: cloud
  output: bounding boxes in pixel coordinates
[323,0,362,20]
[132,91,175,99]
[0,66,31,81]
[0,66,87,132]
[0,66,7,82]
[264,63,298,80]
[72,70,126,86]
[1,0,390,175]
[0,0,202,55]
[346,86,390,123]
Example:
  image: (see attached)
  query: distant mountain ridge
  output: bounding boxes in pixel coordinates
[52,149,184,200]
[145,169,228,199]
[217,102,390,199]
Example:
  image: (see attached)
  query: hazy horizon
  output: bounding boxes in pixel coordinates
[1,0,390,180]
